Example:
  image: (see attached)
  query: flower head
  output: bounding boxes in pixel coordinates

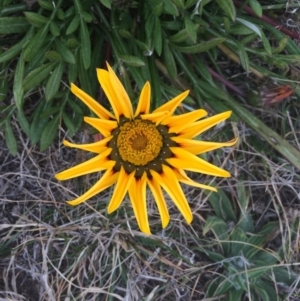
[55,63,237,234]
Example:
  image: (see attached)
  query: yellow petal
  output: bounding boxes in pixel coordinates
[153,90,189,115]
[173,169,217,192]
[140,111,170,125]
[150,165,193,224]
[128,173,151,234]
[67,169,118,206]
[147,178,170,228]
[97,66,133,120]
[63,136,112,153]
[134,81,151,117]
[107,166,135,213]
[166,147,230,177]
[70,83,114,120]
[171,137,238,155]
[84,117,117,137]
[55,148,114,180]
[161,109,207,133]
[179,111,232,138]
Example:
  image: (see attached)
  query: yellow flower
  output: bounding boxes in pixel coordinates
[55,63,237,234]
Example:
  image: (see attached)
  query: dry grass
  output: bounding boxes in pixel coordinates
[1,98,300,301]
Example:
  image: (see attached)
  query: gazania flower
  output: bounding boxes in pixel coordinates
[55,63,237,234]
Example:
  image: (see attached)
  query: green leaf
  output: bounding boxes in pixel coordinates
[216,0,236,21]
[50,21,60,36]
[153,17,162,55]
[0,28,34,63]
[162,0,179,16]
[0,17,29,33]
[66,15,80,35]
[16,110,30,136]
[38,0,53,10]
[62,111,76,136]
[184,14,197,44]
[230,227,247,256]
[119,55,145,67]
[30,101,51,144]
[228,289,244,301]
[45,62,64,101]
[13,54,24,110]
[4,119,17,156]
[82,11,93,23]
[0,76,8,101]
[206,188,236,221]
[55,39,76,64]
[236,40,250,72]
[272,267,300,287]
[45,51,62,62]
[68,63,78,83]
[40,114,60,151]
[80,20,91,69]
[163,41,177,80]
[24,12,48,27]
[203,216,228,238]
[169,24,200,43]
[171,0,184,9]
[23,62,56,91]
[253,281,277,301]
[174,38,226,53]
[23,24,50,62]
[99,0,111,9]
[249,0,262,18]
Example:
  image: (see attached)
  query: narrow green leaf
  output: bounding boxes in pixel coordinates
[0,77,8,101]
[236,40,250,72]
[249,0,262,18]
[228,289,244,301]
[23,24,50,62]
[5,119,18,156]
[30,100,51,144]
[184,14,197,44]
[99,0,111,9]
[174,38,226,53]
[171,0,184,9]
[16,110,30,136]
[0,28,34,63]
[82,11,93,23]
[169,24,200,43]
[40,114,60,151]
[153,17,162,55]
[68,63,78,83]
[203,216,228,240]
[24,12,48,27]
[0,17,29,33]
[162,0,179,16]
[55,39,76,64]
[66,15,80,35]
[45,51,62,62]
[13,54,24,110]
[230,227,247,256]
[163,41,177,80]
[45,62,64,101]
[50,21,60,36]
[119,55,145,67]
[62,111,76,136]
[206,188,236,222]
[80,20,91,69]
[38,0,53,10]
[216,0,236,21]
[23,62,56,91]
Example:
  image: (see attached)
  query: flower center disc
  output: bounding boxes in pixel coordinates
[117,119,163,166]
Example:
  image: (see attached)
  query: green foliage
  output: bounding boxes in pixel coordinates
[0,0,300,171]
[199,185,300,300]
